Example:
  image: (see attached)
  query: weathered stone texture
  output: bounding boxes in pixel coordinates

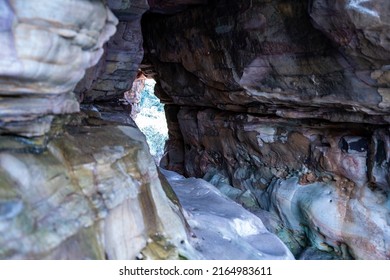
[143,0,390,259]
[164,107,390,259]
[0,106,192,259]
[75,0,149,103]
[1,0,390,260]
[0,0,117,136]
[143,0,390,122]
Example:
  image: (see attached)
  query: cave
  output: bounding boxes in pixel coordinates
[0,0,389,260]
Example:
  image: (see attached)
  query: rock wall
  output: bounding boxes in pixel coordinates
[1,0,389,260]
[170,108,390,259]
[74,0,207,103]
[142,0,390,259]
[143,0,390,121]
[75,0,149,103]
[0,0,194,260]
[0,0,117,137]
[0,105,192,259]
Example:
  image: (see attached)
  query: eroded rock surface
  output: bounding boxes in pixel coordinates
[162,168,294,260]
[75,0,149,103]
[143,0,390,121]
[264,176,390,259]
[0,0,117,137]
[142,0,390,259]
[0,106,194,259]
[1,0,390,260]
[171,108,390,259]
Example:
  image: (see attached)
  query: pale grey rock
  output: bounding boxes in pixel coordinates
[0,0,118,136]
[162,168,294,260]
[0,109,195,260]
[0,0,117,95]
[264,177,390,259]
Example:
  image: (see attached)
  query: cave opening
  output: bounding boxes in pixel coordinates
[125,74,168,164]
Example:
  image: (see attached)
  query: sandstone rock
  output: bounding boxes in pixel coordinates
[310,0,390,62]
[0,0,117,137]
[160,105,186,173]
[124,72,146,118]
[0,108,193,259]
[370,129,390,193]
[143,0,390,122]
[159,106,390,258]
[162,168,294,260]
[1,0,390,261]
[309,0,390,114]
[264,177,390,259]
[143,0,390,259]
[75,0,149,103]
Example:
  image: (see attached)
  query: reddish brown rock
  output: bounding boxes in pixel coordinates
[162,107,390,258]
[142,0,390,258]
[143,0,390,122]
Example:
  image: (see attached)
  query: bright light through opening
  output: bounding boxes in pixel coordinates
[126,78,168,164]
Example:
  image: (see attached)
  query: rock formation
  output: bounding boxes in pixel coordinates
[0,105,193,259]
[142,0,390,259]
[0,0,194,260]
[0,0,117,137]
[162,168,294,259]
[75,0,149,103]
[0,0,389,260]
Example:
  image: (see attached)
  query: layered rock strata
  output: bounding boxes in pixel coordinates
[142,0,390,259]
[0,0,117,137]
[0,105,194,259]
[0,0,196,260]
[172,108,389,259]
[75,0,149,103]
[1,0,389,260]
[143,0,390,121]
